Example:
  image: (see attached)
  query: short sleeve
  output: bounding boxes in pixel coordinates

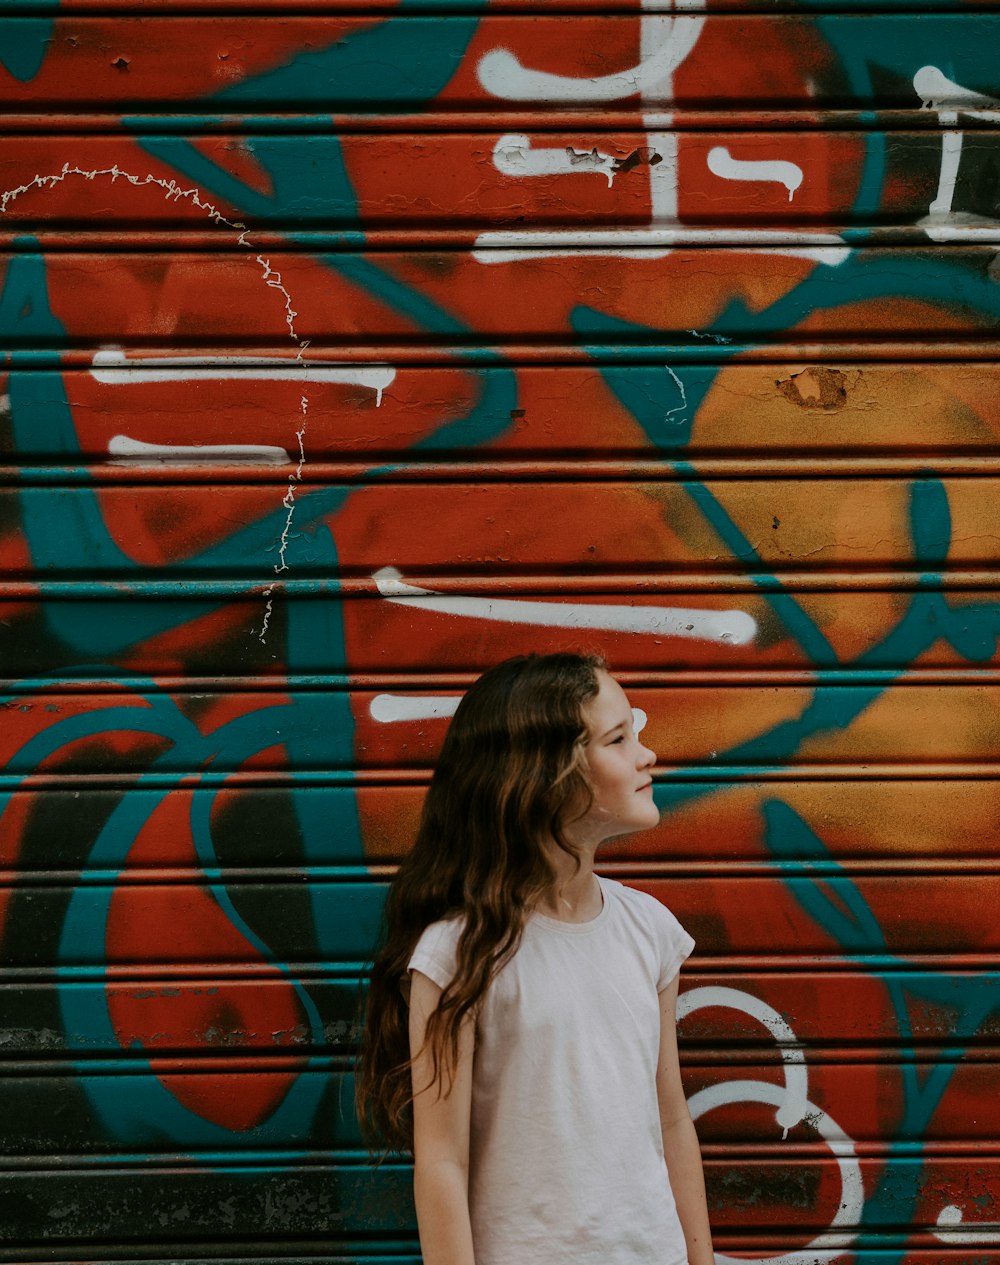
[407,917,464,992]
[652,901,695,991]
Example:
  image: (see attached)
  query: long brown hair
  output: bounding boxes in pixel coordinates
[355,651,605,1152]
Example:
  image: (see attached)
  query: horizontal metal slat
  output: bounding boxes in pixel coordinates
[0,130,988,232]
[0,1061,998,1154]
[3,585,1000,677]
[4,248,1000,346]
[0,1158,995,1240]
[1,477,999,576]
[2,683,1000,773]
[11,0,1000,11]
[3,15,998,112]
[0,967,997,1053]
[3,875,1000,964]
[3,780,1000,870]
[5,362,1000,463]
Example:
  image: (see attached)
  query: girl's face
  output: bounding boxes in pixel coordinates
[570,670,659,845]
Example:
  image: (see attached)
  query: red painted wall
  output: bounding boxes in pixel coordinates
[1,2,999,1260]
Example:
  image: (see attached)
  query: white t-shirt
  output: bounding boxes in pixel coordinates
[408,874,695,1265]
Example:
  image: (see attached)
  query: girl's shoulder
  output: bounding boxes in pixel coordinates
[599,877,696,983]
[600,874,681,924]
[407,913,465,991]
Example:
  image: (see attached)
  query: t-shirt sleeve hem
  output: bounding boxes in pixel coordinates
[406,918,463,995]
[657,929,696,992]
[407,949,456,992]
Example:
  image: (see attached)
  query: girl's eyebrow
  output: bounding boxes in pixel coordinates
[597,718,630,740]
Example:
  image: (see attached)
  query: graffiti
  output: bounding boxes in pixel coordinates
[679,985,865,1265]
[2,3,1000,1260]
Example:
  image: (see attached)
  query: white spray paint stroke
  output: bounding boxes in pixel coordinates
[370,694,459,723]
[90,350,396,404]
[475,5,707,262]
[472,231,850,264]
[373,566,757,645]
[678,986,863,1265]
[928,129,965,218]
[706,145,804,202]
[473,2,849,266]
[641,9,704,102]
[934,1205,1000,1244]
[370,691,648,740]
[914,65,1000,112]
[688,1080,861,1265]
[648,132,679,223]
[638,4,705,232]
[475,15,704,102]
[493,134,617,188]
[912,70,1000,243]
[677,987,808,1134]
[640,2,698,235]
[915,129,1000,243]
[108,435,290,464]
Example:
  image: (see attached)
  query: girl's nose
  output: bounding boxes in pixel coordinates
[638,742,656,768]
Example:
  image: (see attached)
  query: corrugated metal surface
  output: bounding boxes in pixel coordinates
[1,2,999,1262]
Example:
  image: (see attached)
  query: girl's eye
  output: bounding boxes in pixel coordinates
[610,735,626,744]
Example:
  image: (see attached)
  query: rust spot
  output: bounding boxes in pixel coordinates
[776,366,848,412]
[510,409,526,420]
[111,55,130,70]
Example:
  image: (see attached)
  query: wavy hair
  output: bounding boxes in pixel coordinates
[355,651,605,1152]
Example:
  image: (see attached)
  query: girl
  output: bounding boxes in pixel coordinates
[356,652,713,1265]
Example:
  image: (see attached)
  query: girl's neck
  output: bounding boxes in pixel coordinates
[535,843,602,923]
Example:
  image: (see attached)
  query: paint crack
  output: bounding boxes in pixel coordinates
[259,393,310,644]
[0,161,311,642]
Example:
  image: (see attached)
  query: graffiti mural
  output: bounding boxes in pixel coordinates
[1,2,999,1261]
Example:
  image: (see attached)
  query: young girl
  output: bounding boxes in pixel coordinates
[356,652,714,1265]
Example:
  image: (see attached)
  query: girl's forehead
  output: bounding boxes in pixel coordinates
[584,671,631,728]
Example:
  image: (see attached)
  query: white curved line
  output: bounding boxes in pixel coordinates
[677,986,808,1132]
[373,567,757,646]
[706,145,804,202]
[676,985,863,1263]
[914,65,1000,111]
[934,1204,1000,1244]
[476,17,704,103]
[493,134,617,188]
[688,1079,862,1265]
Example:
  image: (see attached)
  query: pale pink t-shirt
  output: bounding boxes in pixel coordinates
[408,874,695,1265]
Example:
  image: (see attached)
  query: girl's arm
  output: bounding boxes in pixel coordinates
[656,975,715,1265]
[409,969,477,1265]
